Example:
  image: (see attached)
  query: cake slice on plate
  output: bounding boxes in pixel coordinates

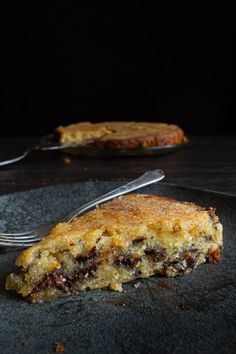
[6,194,223,303]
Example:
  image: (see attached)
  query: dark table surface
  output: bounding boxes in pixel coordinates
[0,135,235,195]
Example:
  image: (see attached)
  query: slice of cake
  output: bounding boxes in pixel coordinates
[6,194,223,303]
[55,121,187,148]
[55,121,111,146]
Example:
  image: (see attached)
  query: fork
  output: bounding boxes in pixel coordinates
[0,136,63,167]
[0,169,164,247]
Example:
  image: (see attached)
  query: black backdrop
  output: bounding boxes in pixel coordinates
[0,5,235,135]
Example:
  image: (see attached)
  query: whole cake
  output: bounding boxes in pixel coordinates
[6,194,222,303]
[56,121,187,148]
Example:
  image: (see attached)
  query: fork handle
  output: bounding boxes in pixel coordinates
[0,149,31,166]
[62,169,165,223]
[0,143,63,167]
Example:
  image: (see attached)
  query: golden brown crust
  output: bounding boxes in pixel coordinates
[96,123,186,148]
[14,194,222,269]
[55,121,187,148]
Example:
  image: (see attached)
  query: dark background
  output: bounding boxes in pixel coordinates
[0,5,235,136]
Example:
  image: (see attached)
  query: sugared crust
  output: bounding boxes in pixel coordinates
[15,194,222,269]
[55,121,187,148]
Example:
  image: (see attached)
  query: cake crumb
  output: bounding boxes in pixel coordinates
[21,340,28,347]
[159,280,172,290]
[54,341,65,352]
[28,330,35,337]
[63,157,72,164]
[179,303,189,310]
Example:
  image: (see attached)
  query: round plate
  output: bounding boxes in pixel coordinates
[40,134,188,157]
[0,182,235,353]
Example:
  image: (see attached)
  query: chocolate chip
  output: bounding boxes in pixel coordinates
[162,260,186,275]
[76,246,98,264]
[31,264,98,296]
[186,255,196,269]
[205,235,213,241]
[182,249,199,269]
[135,269,142,277]
[74,265,97,282]
[114,255,141,269]
[132,237,146,244]
[145,248,166,262]
[32,270,74,294]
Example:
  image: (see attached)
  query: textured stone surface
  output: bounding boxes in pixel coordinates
[0,182,235,353]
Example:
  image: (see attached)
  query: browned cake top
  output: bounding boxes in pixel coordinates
[16,194,221,268]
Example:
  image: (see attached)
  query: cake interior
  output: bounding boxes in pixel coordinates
[6,224,222,303]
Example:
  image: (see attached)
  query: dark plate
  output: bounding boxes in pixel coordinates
[0,182,235,353]
[40,134,187,157]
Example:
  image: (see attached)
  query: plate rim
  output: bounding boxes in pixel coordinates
[0,181,235,199]
[40,134,188,153]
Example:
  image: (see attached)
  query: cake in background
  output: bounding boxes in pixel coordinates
[56,121,187,148]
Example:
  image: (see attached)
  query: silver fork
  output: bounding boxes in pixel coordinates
[0,169,164,247]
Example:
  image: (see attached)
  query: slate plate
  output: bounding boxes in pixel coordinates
[0,182,235,354]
